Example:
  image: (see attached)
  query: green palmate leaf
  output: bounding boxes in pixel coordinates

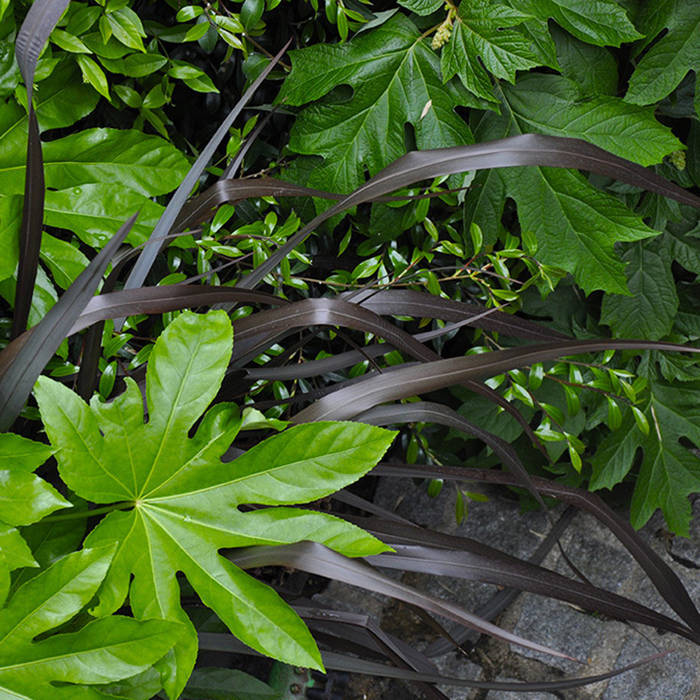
[0,440,69,527]
[625,0,700,105]
[92,667,163,700]
[0,546,183,699]
[34,310,395,698]
[515,0,642,46]
[551,26,618,96]
[279,14,477,195]
[591,381,700,535]
[441,0,543,103]
[600,239,679,340]
[469,108,657,294]
[0,526,36,607]
[11,516,87,592]
[666,221,700,276]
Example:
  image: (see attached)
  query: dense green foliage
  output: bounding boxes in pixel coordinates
[0,0,699,697]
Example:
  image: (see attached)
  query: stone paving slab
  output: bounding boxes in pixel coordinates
[320,479,700,699]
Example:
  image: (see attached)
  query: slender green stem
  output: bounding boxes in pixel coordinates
[42,502,133,523]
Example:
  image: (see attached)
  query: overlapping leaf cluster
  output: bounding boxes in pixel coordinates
[1,0,700,696]
[278,0,700,533]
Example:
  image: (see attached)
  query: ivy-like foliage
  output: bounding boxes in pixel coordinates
[591,380,700,535]
[34,310,395,698]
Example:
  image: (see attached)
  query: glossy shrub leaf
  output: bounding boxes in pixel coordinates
[0,127,189,197]
[43,184,164,248]
[0,213,136,432]
[34,310,395,697]
[279,14,477,195]
[122,40,290,295]
[0,196,22,282]
[39,233,90,289]
[0,546,183,699]
[76,54,110,99]
[625,1,700,105]
[0,69,188,275]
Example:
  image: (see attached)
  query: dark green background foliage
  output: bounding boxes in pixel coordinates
[1,0,700,697]
[275,0,700,534]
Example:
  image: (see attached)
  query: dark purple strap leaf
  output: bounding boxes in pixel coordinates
[0,215,137,430]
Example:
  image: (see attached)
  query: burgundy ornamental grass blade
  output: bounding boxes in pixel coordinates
[121,40,293,303]
[11,0,71,338]
[238,134,700,291]
[0,215,137,431]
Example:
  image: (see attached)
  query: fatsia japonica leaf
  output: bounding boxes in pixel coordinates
[0,546,183,699]
[34,310,395,699]
[278,13,478,195]
[0,432,70,605]
[625,0,700,105]
[590,381,700,536]
[441,0,544,103]
[0,432,68,527]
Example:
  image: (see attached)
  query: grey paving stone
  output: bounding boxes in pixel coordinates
[602,635,696,700]
[335,477,700,699]
[511,592,605,673]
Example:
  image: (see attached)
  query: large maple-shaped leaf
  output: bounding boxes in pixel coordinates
[625,0,700,105]
[600,239,679,340]
[0,433,70,605]
[467,86,662,293]
[278,13,477,194]
[34,310,395,698]
[500,73,682,167]
[441,0,544,103]
[0,546,182,699]
[591,381,700,536]
[515,0,642,47]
